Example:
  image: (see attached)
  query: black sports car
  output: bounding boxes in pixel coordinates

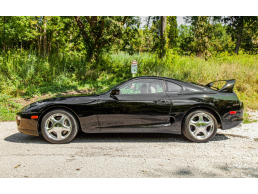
[16,76,244,144]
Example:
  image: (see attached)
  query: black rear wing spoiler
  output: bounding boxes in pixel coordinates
[205,79,236,93]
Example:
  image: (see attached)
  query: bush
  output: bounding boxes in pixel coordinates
[0,50,257,121]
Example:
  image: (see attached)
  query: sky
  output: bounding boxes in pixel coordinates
[140,16,186,28]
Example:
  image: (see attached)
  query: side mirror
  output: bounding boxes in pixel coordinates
[110,88,120,99]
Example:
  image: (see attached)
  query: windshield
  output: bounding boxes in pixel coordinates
[93,79,128,95]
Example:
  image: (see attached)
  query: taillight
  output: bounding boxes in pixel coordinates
[31,116,38,119]
[229,111,237,114]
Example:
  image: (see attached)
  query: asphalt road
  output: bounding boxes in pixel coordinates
[0,121,258,178]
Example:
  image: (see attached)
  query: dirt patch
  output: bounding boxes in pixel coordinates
[13,89,93,107]
[248,110,258,121]
[59,89,92,96]
[13,94,52,107]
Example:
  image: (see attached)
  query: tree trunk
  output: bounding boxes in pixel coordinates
[74,16,128,62]
[38,26,42,55]
[147,16,151,29]
[35,25,38,52]
[197,50,202,58]
[3,16,5,53]
[235,17,244,54]
[47,32,52,57]
[55,32,59,54]
[43,16,47,57]
[69,33,72,52]
[160,16,167,58]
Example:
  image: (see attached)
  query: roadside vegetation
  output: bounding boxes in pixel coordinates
[0,50,257,121]
[0,16,257,121]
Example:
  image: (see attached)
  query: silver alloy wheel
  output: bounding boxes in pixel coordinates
[188,112,214,140]
[44,113,72,140]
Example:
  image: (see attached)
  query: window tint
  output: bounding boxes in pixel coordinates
[166,81,182,93]
[120,79,164,94]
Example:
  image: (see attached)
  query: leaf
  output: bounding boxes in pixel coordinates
[14,164,21,168]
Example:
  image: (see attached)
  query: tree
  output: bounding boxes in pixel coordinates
[214,16,258,54]
[3,16,5,52]
[178,24,194,55]
[167,16,178,48]
[118,17,141,54]
[185,16,213,60]
[209,23,234,53]
[159,16,167,58]
[74,16,129,62]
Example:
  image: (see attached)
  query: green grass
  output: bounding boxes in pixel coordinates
[0,94,22,121]
[0,50,258,121]
[243,112,258,124]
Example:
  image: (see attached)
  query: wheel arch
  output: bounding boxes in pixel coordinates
[37,105,82,132]
[181,106,222,130]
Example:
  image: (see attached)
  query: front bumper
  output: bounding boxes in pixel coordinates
[16,113,39,136]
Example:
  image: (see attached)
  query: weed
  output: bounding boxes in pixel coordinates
[0,50,258,121]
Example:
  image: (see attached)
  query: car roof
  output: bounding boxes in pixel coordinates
[130,76,213,92]
[130,76,187,84]
[131,75,177,81]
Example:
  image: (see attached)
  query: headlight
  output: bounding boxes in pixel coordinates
[16,116,21,120]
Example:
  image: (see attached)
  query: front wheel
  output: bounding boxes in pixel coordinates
[41,109,79,144]
[182,110,218,143]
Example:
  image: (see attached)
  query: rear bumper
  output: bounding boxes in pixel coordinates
[16,113,39,136]
[221,103,244,130]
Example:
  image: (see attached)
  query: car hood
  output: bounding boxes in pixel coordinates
[39,93,99,102]
[19,93,100,113]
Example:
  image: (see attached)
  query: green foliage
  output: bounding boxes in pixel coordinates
[1,50,258,121]
[0,49,90,96]
[1,16,258,122]
[167,16,178,48]
[74,16,139,61]
[243,112,257,124]
[0,94,22,121]
[178,25,194,55]
[186,16,213,60]
[209,23,235,53]
[0,16,82,55]
[214,16,258,54]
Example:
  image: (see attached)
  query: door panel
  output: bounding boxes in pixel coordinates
[96,79,172,132]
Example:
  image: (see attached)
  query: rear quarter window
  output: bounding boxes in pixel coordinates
[166,81,182,93]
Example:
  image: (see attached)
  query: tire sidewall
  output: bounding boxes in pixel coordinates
[182,110,218,143]
[41,109,78,144]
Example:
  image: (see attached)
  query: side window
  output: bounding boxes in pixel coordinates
[120,79,164,94]
[166,81,182,93]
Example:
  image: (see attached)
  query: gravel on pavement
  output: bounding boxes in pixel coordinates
[0,119,258,178]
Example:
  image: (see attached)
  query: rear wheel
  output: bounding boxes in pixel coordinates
[41,109,79,144]
[182,110,218,143]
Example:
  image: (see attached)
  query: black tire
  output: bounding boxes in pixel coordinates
[182,109,218,143]
[41,109,79,144]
